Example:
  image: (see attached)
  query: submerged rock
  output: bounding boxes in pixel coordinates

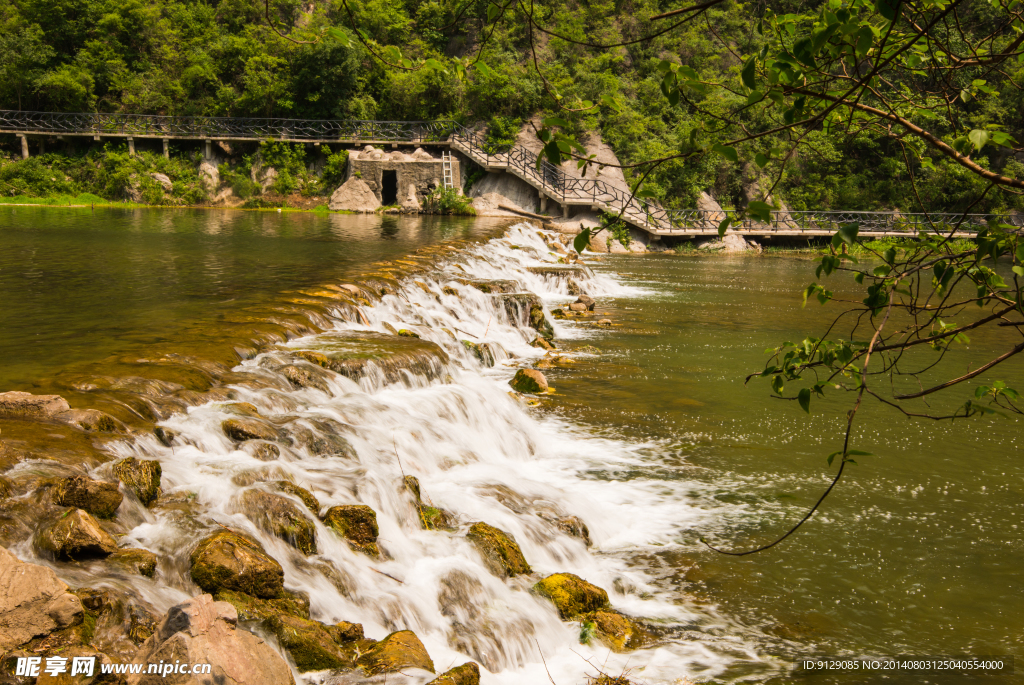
[0,391,70,420]
[428,662,481,685]
[241,440,281,461]
[466,522,531,578]
[108,548,158,577]
[358,629,435,675]
[35,509,118,560]
[323,504,381,557]
[534,573,609,619]
[457,278,522,294]
[404,476,456,531]
[272,480,321,515]
[292,330,450,384]
[52,475,123,518]
[237,489,317,555]
[288,421,356,459]
[509,369,549,394]
[555,515,592,546]
[54,408,123,432]
[0,545,84,650]
[189,529,285,598]
[222,417,279,442]
[266,613,355,671]
[113,457,162,506]
[583,609,642,651]
[127,594,294,685]
[280,363,332,393]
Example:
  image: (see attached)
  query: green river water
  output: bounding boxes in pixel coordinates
[1,207,1021,683]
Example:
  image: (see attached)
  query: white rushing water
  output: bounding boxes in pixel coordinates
[28,223,777,683]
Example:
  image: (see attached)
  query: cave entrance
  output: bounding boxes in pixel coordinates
[381,170,398,205]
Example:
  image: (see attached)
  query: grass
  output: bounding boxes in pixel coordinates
[0,192,111,206]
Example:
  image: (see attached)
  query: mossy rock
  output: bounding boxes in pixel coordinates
[530,337,556,351]
[112,457,162,506]
[491,293,540,327]
[358,630,435,675]
[457,278,522,294]
[555,515,592,546]
[280,364,332,393]
[397,329,420,338]
[529,304,554,339]
[509,369,548,394]
[265,613,354,672]
[238,489,317,555]
[52,475,123,518]
[466,522,531,578]
[214,588,310,623]
[222,417,280,442]
[107,548,158,577]
[323,504,380,557]
[582,610,642,652]
[427,662,481,685]
[326,620,364,643]
[404,476,456,532]
[272,480,321,515]
[533,573,609,619]
[35,509,118,560]
[288,421,356,459]
[290,330,450,384]
[189,528,284,598]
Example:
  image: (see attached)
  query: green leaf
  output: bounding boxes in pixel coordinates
[826,450,842,466]
[837,223,860,245]
[883,247,896,264]
[718,217,732,237]
[747,200,772,223]
[741,57,757,89]
[712,144,739,163]
[486,2,501,22]
[875,0,900,21]
[968,129,990,152]
[755,153,770,168]
[542,117,569,129]
[798,388,811,413]
[872,265,891,277]
[1013,266,1024,277]
[573,228,591,253]
[771,375,784,395]
[855,26,873,59]
[474,60,494,77]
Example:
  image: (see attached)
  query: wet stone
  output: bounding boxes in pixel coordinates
[241,439,281,461]
[154,426,178,447]
[222,417,279,442]
[466,522,531,578]
[107,548,158,577]
[583,609,642,652]
[214,588,310,623]
[189,528,284,599]
[113,457,162,506]
[237,489,317,555]
[272,480,320,515]
[279,363,332,393]
[51,475,123,519]
[576,294,596,310]
[54,408,122,432]
[35,509,118,560]
[509,369,549,394]
[534,572,610,619]
[266,613,354,671]
[427,662,481,685]
[322,504,380,557]
[0,391,70,420]
[555,515,592,546]
[288,422,356,459]
[491,293,540,327]
[291,330,450,384]
[358,629,435,675]
[456,279,522,294]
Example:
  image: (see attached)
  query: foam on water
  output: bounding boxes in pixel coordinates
[27,223,781,683]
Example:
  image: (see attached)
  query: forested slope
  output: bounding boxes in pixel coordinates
[1,0,1022,212]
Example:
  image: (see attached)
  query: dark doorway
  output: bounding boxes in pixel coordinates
[381,170,398,205]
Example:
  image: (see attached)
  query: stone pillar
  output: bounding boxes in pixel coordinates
[540,195,548,213]
[19,135,28,159]
[162,139,169,159]
[204,140,212,159]
[38,139,45,155]
[562,204,570,219]
[127,137,135,156]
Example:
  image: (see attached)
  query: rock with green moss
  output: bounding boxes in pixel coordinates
[55,408,123,433]
[427,662,481,685]
[214,588,310,623]
[461,340,495,367]
[291,330,449,384]
[358,630,435,675]
[238,489,317,555]
[509,369,548,394]
[466,522,531,578]
[189,529,284,598]
[404,476,456,531]
[112,457,162,506]
[107,548,158,577]
[323,504,381,557]
[582,609,642,652]
[529,304,554,339]
[397,329,420,338]
[272,480,321,515]
[326,620,364,643]
[533,573,609,619]
[222,417,279,442]
[35,509,118,560]
[265,614,354,671]
[51,475,123,518]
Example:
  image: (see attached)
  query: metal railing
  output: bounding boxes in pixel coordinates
[1,109,1016,234]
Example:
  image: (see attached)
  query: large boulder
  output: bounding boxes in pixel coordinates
[0,391,70,419]
[509,369,548,394]
[358,630,435,675]
[127,594,294,685]
[329,176,382,212]
[534,573,609,619]
[427,662,481,685]
[199,159,219,194]
[189,529,284,599]
[466,522,531,578]
[52,475,123,518]
[237,489,317,555]
[323,505,380,557]
[35,509,118,560]
[0,545,84,650]
[113,457,162,506]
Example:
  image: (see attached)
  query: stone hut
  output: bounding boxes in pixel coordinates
[349,146,461,210]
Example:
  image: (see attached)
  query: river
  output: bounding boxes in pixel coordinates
[0,206,1021,684]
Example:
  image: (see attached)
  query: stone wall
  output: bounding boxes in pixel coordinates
[348,146,460,210]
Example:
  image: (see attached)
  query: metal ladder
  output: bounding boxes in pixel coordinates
[441,151,454,190]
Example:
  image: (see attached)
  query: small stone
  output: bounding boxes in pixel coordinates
[238,489,317,555]
[358,630,435,675]
[113,457,162,506]
[427,662,481,685]
[533,573,610,619]
[568,303,589,312]
[35,509,118,560]
[397,329,420,338]
[189,529,284,599]
[555,516,592,546]
[466,522,531,578]
[52,475,123,518]
[154,426,178,447]
[323,505,381,557]
[598,319,612,326]
[575,295,596,310]
[530,337,556,351]
[108,548,158,577]
[509,369,548,394]
[222,418,279,442]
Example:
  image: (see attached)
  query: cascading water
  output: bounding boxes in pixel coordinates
[12,223,774,684]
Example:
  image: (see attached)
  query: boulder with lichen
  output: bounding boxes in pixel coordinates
[427,662,480,685]
[509,368,548,394]
[322,505,381,557]
[466,522,531,578]
[358,630,435,675]
[533,573,609,619]
[108,548,158,577]
[112,457,162,506]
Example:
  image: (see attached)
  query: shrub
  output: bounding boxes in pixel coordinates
[423,186,475,215]
[482,116,521,154]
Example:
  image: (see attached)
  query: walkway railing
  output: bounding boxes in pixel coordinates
[2,109,1017,235]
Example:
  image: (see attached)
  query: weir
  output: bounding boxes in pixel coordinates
[1,109,1016,238]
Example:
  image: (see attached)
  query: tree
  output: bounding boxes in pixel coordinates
[0,22,54,110]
